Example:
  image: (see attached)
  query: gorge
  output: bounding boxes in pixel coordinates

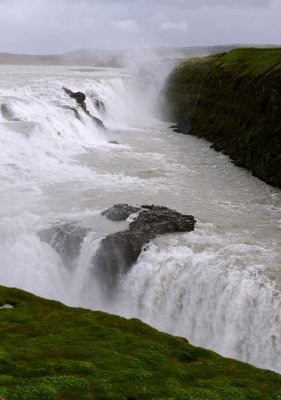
[0,49,281,398]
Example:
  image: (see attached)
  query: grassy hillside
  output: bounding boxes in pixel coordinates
[164,47,281,187]
[0,285,281,399]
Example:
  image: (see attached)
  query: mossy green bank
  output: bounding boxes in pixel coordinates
[164,47,281,187]
[0,285,281,399]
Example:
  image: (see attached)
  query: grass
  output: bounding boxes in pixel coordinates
[214,47,281,77]
[0,285,281,399]
[165,47,281,187]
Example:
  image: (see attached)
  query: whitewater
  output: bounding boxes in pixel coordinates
[0,61,281,373]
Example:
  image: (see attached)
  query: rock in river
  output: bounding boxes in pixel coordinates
[1,103,14,120]
[62,87,105,129]
[38,223,89,269]
[94,204,196,293]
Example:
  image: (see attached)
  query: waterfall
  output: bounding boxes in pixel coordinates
[0,63,280,373]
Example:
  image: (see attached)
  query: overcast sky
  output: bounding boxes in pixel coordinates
[0,0,280,54]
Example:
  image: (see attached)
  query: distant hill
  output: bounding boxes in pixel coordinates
[0,45,243,67]
[0,53,65,65]
[0,44,279,68]
[0,50,117,66]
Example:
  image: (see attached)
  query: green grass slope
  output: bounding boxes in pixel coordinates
[164,47,281,187]
[0,285,281,399]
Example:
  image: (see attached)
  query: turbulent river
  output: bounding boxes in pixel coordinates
[0,62,281,373]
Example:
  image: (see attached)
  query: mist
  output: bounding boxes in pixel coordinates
[1,0,281,386]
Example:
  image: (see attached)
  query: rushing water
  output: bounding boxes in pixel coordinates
[0,62,281,373]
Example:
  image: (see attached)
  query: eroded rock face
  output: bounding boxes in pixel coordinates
[164,49,281,187]
[101,204,141,221]
[38,223,89,269]
[63,88,86,107]
[62,87,105,129]
[37,206,195,297]
[94,204,196,292]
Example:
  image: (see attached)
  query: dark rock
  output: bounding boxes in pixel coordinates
[173,128,184,134]
[62,87,105,129]
[94,204,196,293]
[101,204,141,221]
[63,87,86,105]
[135,205,196,234]
[38,223,89,269]
[108,140,119,145]
[1,103,14,120]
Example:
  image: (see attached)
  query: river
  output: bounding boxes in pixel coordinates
[0,62,281,373]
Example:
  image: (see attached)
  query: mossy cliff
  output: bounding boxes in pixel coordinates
[0,286,281,399]
[164,48,281,187]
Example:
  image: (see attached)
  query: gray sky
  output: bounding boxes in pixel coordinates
[0,0,280,54]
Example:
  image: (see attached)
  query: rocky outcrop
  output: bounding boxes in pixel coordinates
[37,206,195,293]
[38,223,89,269]
[101,203,141,221]
[94,204,196,292]
[1,103,13,120]
[164,48,281,187]
[62,87,105,128]
[1,103,20,121]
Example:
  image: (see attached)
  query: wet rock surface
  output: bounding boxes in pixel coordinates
[62,87,105,128]
[38,223,89,269]
[101,203,141,221]
[108,140,119,145]
[37,206,195,295]
[63,87,86,107]
[94,204,196,292]
[172,126,185,134]
[1,103,13,120]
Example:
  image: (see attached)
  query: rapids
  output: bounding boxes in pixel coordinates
[0,62,280,373]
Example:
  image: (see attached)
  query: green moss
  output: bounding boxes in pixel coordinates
[165,47,281,187]
[214,48,281,77]
[0,286,280,399]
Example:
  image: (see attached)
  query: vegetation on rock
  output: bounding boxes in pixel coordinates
[0,285,281,399]
[164,47,281,187]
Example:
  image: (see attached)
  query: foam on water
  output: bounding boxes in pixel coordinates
[0,63,281,373]
[114,224,281,372]
[0,69,120,188]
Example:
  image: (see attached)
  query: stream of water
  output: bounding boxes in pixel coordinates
[0,62,280,372]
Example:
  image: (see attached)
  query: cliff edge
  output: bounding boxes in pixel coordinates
[164,48,281,187]
[0,285,281,399]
